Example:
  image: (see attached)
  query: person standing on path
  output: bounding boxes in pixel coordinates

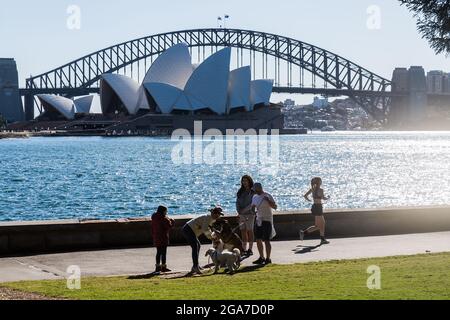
[182,206,224,274]
[300,177,330,245]
[236,175,256,256]
[251,183,277,265]
[151,206,175,273]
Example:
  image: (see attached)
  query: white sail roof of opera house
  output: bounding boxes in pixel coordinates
[37,95,75,120]
[143,82,184,114]
[250,79,274,107]
[183,47,231,115]
[227,66,252,112]
[74,95,94,114]
[37,94,95,120]
[101,44,273,116]
[143,47,232,115]
[100,73,149,115]
[142,43,193,89]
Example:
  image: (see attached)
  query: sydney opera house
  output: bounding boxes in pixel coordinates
[25,44,283,134]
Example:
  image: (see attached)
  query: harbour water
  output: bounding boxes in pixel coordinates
[1,131,449,222]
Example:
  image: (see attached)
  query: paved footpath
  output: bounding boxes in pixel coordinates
[1,231,450,283]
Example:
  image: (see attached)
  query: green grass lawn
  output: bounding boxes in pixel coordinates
[3,253,450,300]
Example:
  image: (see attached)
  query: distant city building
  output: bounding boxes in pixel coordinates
[312,97,329,109]
[392,68,408,92]
[443,73,450,93]
[283,99,296,107]
[427,70,445,93]
[390,66,428,125]
[408,66,428,122]
[0,58,24,123]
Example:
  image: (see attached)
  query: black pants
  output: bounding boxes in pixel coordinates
[182,225,201,268]
[156,246,167,265]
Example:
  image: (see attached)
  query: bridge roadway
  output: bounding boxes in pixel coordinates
[19,86,450,99]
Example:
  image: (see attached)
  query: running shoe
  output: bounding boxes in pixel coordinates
[299,230,305,241]
[320,239,330,245]
[265,258,272,265]
[252,257,266,265]
[247,249,254,256]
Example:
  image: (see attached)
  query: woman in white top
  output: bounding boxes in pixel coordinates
[182,207,223,274]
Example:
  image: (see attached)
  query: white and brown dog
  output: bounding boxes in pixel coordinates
[205,248,241,274]
[211,231,225,253]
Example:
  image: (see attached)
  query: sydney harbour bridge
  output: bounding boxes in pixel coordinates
[20,28,400,124]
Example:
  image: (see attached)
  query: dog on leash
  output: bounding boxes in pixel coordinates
[205,248,241,274]
[211,231,225,253]
[210,218,245,254]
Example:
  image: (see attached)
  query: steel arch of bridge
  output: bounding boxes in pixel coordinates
[25,28,392,122]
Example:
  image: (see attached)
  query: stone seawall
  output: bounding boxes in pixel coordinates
[0,206,449,256]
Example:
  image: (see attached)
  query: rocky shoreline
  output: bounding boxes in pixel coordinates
[0,132,29,139]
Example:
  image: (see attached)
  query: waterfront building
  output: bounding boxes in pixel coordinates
[408,66,428,123]
[31,44,281,134]
[36,95,94,120]
[283,99,296,107]
[443,73,450,93]
[392,68,409,92]
[312,97,329,109]
[390,66,428,126]
[101,43,274,117]
[427,70,445,93]
[0,58,24,123]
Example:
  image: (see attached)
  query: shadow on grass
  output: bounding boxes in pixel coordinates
[237,264,266,274]
[293,244,322,254]
[161,264,267,280]
[126,263,267,281]
[127,272,160,280]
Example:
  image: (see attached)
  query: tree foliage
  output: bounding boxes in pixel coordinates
[400,0,450,55]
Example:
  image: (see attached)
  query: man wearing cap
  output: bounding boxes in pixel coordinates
[182,206,224,274]
[251,183,277,265]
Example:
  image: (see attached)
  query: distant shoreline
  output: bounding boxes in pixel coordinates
[1,129,450,139]
[0,132,29,139]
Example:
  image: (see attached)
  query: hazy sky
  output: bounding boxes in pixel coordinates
[1,0,448,106]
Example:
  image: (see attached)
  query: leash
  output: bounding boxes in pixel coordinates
[232,216,249,233]
[206,250,218,271]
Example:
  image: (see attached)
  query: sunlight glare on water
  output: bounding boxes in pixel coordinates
[0,131,449,221]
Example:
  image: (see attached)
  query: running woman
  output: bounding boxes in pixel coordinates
[300,177,330,245]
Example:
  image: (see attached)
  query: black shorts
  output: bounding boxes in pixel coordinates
[311,204,324,216]
[254,221,272,241]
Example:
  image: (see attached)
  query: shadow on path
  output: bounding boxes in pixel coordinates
[293,244,322,254]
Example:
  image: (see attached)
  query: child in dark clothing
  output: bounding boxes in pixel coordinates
[151,206,175,273]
